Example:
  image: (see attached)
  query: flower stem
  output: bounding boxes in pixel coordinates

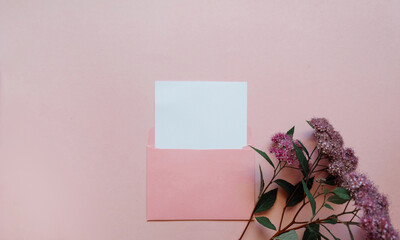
[270,210,359,239]
[238,163,286,240]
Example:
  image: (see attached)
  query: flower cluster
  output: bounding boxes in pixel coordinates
[342,172,397,240]
[310,118,399,240]
[269,132,300,165]
[310,118,358,176]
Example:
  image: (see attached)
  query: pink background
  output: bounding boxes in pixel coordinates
[1,1,399,239]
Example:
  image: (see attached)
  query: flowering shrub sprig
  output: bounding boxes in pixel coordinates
[239,118,399,240]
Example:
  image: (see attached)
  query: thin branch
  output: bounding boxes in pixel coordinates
[239,162,286,240]
[270,210,360,239]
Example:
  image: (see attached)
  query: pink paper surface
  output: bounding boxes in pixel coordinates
[147,128,255,220]
[1,1,400,239]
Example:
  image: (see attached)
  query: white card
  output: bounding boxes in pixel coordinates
[155,81,247,149]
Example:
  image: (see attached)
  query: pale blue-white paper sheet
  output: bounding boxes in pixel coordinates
[155,81,247,149]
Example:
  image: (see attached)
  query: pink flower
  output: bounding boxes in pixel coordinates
[269,132,301,165]
[362,215,399,240]
[310,117,398,239]
[310,118,334,133]
[340,172,369,194]
[341,171,397,239]
[328,148,358,177]
[313,128,344,158]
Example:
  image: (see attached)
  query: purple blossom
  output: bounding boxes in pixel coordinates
[310,118,344,158]
[310,118,334,133]
[360,215,376,233]
[342,148,358,170]
[361,215,399,240]
[310,118,357,178]
[269,132,300,165]
[340,171,369,194]
[340,171,397,239]
[352,183,389,215]
[327,148,358,177]
[310,117,399,240]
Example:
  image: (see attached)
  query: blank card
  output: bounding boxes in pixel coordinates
[155,81,247,149]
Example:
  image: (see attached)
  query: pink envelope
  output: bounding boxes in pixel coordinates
[146,127,255,220]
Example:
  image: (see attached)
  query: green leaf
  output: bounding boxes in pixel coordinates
[256,216,276,230]
[302,223,321,240]
[323,188,329,196]
[259,165,265,196]
[296,140,310,158]
[314,231,329,240]
[306,120,314,129]
[325,175,337,186]
[328,187,351,204]
[274,230,298,240]
[302,228,313,240]
[287,126,295,137]
[274,179,295,195]
[332,188,351,200]
[256,188,278,213]
[322,215,338,224]
[345,223,355,240]
[250,146,275,168]
[287,177,314,207]
[327,195,349,205]
[302,179,316,215]
[320,224,340,240]
[293,143,309,177]
[323,203,334,210]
